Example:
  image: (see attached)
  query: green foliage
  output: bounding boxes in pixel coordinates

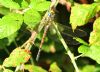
[3,48,31,67]
[94,0,100,2]
[0,0,20,9]
[24,9,41,29]
[81,65,95,72]
[0,13,23,39]
[3,69,13,72]
[0,0,100,71]
[21,0,29,9]
[33,1,51,11]
[49,62,62,72]
[29,0,51,11]
[25,64,47,72]
[70,3,98,30]
[78,45,100,64]
[89,30,100,46]
[7,32,18,46]
[0,39,7,49]
[78,17,100,63]
[78,45,90,55]
[0,7,10,15]
[74,37,89,46]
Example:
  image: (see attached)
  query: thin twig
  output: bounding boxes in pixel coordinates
[21,31,37,49]
[75,54,83,60]
[53,22,79,72]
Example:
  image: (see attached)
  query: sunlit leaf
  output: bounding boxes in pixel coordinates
[0,13,23,39]
[21,0,29,9]
[89,17,100,45]
[3,48,31,67]
[0,7,10,15]
[7,32,18,46]
[78,45,100,64]
[81,65,95,72]
[25,64,47,72]
[89,31,100,45]
[97,5,100,12]
[94,0,100,2]
[0,32,17,48]
[78,45,90,55]
[4,69,13,72]
[34,1,51,11]
[88,45,100,64]
[24,9,41,29]
[0,0,20,9]
[29,0,46,8]
[70,3,98,30]
[74,37,89,46]
[93,17,100,31]
[49,62,62,72]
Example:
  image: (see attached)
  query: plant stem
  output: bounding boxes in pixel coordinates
[53,22,79,72]
[30,56,34,65]
[4,47,10,55]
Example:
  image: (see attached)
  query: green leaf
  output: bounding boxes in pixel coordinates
[74,37,89,46]
[0,7,10,15]
[0,0,20,9]
[78,45,90,55]
[89,31,100,45]
[29,0,46,8]
[13,0,23,6]
[49,62,62,72]
[70,3,98,30]
[89,17,100,45]
[29,0,50,11]
[0,13,23,39]
[97,5,100,12]
[0,65,3,71]
[3,48,31,67]
[7,32,18,46]
[95,65,100,72]
[0,32,17,49]
[88,45,100,64]
[25,64,47,72]
[81,65,95,72]
[4,69,13,72]
[21,0,29,9]
[78,45,100,64]
[93,17,100,31]
[94,0,100,2]
[24,9,41,29]
[34,1,51,11]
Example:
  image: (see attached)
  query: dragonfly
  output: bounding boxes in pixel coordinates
[36,0,87,61]
[36,12,87,61]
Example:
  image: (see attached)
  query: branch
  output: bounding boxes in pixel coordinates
[53,22,80,72]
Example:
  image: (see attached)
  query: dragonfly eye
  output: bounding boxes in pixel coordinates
[48,13,51,17]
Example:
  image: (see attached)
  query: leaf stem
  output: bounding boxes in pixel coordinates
[53,22,79,72]
[4,47,10,55]
[30,56,34,65]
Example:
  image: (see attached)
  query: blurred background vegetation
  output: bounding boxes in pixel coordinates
[0,0,100,72]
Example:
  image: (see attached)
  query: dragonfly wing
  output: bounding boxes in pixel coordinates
[62,34,80,45]
[57,23,87,37]
[48,25,80,45]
